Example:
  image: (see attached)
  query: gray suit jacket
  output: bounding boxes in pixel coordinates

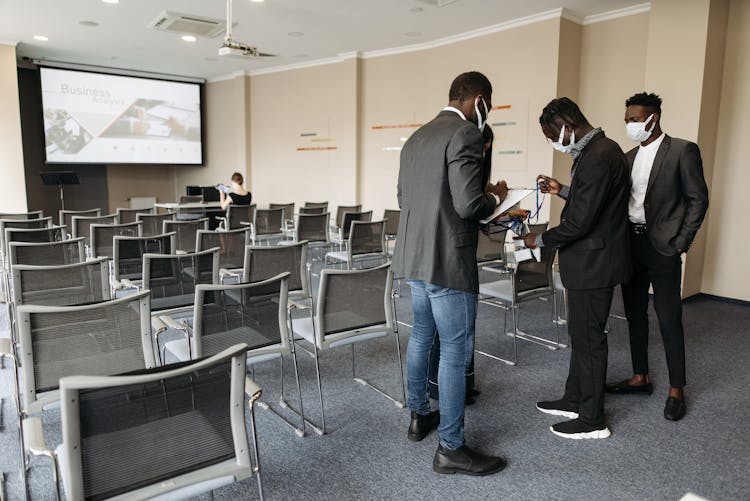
[625,135,709,256]
[392,110,496,293]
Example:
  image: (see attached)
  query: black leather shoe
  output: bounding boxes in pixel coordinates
[433,444,507,476]
[664,396,686,421]
[605,379,653,395]
[408,411,439,442]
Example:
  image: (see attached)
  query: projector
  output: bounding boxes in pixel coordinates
[218,40,260,58]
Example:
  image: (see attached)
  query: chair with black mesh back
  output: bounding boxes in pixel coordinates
[298,206,326,215]
[59,208,100,231]
[0,291,154,498]
[12,258,110,308]
[71,214,117,249]
[477,228,508,267]
[326,220,387,269]
[5,226,66,265]
[117,206,153,224]
[242,241,310,304]
[330,210,372,248]
[0,218,53,266]
[281,213,331,261]
[288,262,404,434]
[162,273,307,437]
[528,222,549,234]
[196,227,250,274]
[54,344,263,501]
[0,211,43,220]
[269,202,295,223]
[164,217,209,253]
[137,211,175,237]
[383,209,400,256]
[177,194,205,221]
[304,201,328,211]
[333,204,362,231]
[478,245,562,366]
[217,204,256,230]
[9,239,85,267]
[89,221,142,259]
[113,232,175,285]
[248,208,284,245]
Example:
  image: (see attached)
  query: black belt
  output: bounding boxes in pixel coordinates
[630,222,647,236]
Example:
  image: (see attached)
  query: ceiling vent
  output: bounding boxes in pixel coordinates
[148,11,226,38]
[417,0,460,6]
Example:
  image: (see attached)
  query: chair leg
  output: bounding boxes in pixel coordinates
[310,341,327,434]
[247,403,264,501]
[475,300,517,366]
[350,338,406,409]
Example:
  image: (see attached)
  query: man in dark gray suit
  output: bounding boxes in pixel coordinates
[393,71,508,475]
[606,92,709,422]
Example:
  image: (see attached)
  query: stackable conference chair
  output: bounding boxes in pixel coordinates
[478,245,562,366]
[70,214,117,249]
[163,217,209,253]
[0,211,43,220]
[137,211,175,237]
[382,209,400,256]
[283,213,332,259]
[330,210,372,248]
[163,273,307,437]
[477,228,508,269]
[8,239,85,267]
[112,232,175,285]
[325,220,387,269]
[176,195,205,221]
[11,258,110,308]
[54,344,263,501]
[89,221,142,259]
[248,208,284,245]
[196,227,250,274]
[116,206,153,224]
[289,263,405,434]
[59,208,99,231]
[332,204,362,232]
[242,241,311,304]
[298,206,327,215]
[217,203,256,230]
[0,291,154,499]
[304,201,328,211]
[144,248,219,361]
[269,202,295,224]
[0,217,53,267]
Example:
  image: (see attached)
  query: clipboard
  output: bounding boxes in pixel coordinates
[480,188,535,224]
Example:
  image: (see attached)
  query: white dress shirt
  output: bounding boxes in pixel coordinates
[629,132,666,224]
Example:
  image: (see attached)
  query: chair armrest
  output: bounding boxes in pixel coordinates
[22,417,51,456]
[0,337,12,359]
[160,315,190,333]
[244,375,262,404]
[288,298,312,311]
[220,268,241,279]
[175,249,187,255]
[151,316,167,335]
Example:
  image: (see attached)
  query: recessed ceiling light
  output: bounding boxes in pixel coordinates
[33,35,49,41]
[404,31,422,37]
[101,0,119,4]
[79,20,99,27]
[288,31,304,37]
[182,35,197,42]
[410,7,424,13]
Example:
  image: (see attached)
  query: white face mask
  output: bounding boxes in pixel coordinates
[474,97,489,131]
[551,125,576,154]
[626,113,656,142]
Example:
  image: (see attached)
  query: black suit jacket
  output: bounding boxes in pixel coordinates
[393,110,496,293]
[625,135,709,256]
[542,131,632,291]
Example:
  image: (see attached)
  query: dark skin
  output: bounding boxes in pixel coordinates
[625,104,682,400]
[522,116,593,249]
[448,94,509,202]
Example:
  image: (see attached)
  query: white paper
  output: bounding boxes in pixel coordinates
[480,189,535,224]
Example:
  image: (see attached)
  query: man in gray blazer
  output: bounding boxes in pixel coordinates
[606,92,709,422]
[393,71,508,476]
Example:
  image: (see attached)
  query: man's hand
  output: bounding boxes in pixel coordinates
[505,209,528,220]
[536,175,561,195]
[523,232,538,249]
[487,180,509,202]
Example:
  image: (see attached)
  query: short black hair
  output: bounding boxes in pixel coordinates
[625,92,662,113]
[539,97,589,129]
[449,71,492,102]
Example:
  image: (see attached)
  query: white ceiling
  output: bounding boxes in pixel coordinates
[2,0,648,79]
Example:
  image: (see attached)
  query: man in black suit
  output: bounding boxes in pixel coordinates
[393,71,508,475]
[523,98,631,439]
[606,92,709,422]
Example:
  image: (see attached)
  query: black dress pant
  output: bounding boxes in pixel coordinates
[562,287,614,427]
[427,329,475,400]
[621,231,686,388]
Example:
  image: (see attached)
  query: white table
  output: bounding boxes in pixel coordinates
[154,202,223,210]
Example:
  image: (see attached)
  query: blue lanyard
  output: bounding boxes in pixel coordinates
[482,184,546,236]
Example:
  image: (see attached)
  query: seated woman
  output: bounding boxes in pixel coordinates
[218,172,252,210]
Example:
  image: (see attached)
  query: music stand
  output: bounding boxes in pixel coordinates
[40,171,79,210]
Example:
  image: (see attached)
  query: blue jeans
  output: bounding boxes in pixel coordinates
[406,280,477,450]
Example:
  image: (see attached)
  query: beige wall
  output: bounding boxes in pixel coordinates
[250,60,359,210]
[701,0,750,301]
[105,165,177,212]
[175,75,251,197]
[0,43,28,212]
[361,19,561,220]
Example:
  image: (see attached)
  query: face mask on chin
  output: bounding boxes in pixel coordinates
[474,97,489,131]
[551,125,576,154]
[626,113,656,142]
